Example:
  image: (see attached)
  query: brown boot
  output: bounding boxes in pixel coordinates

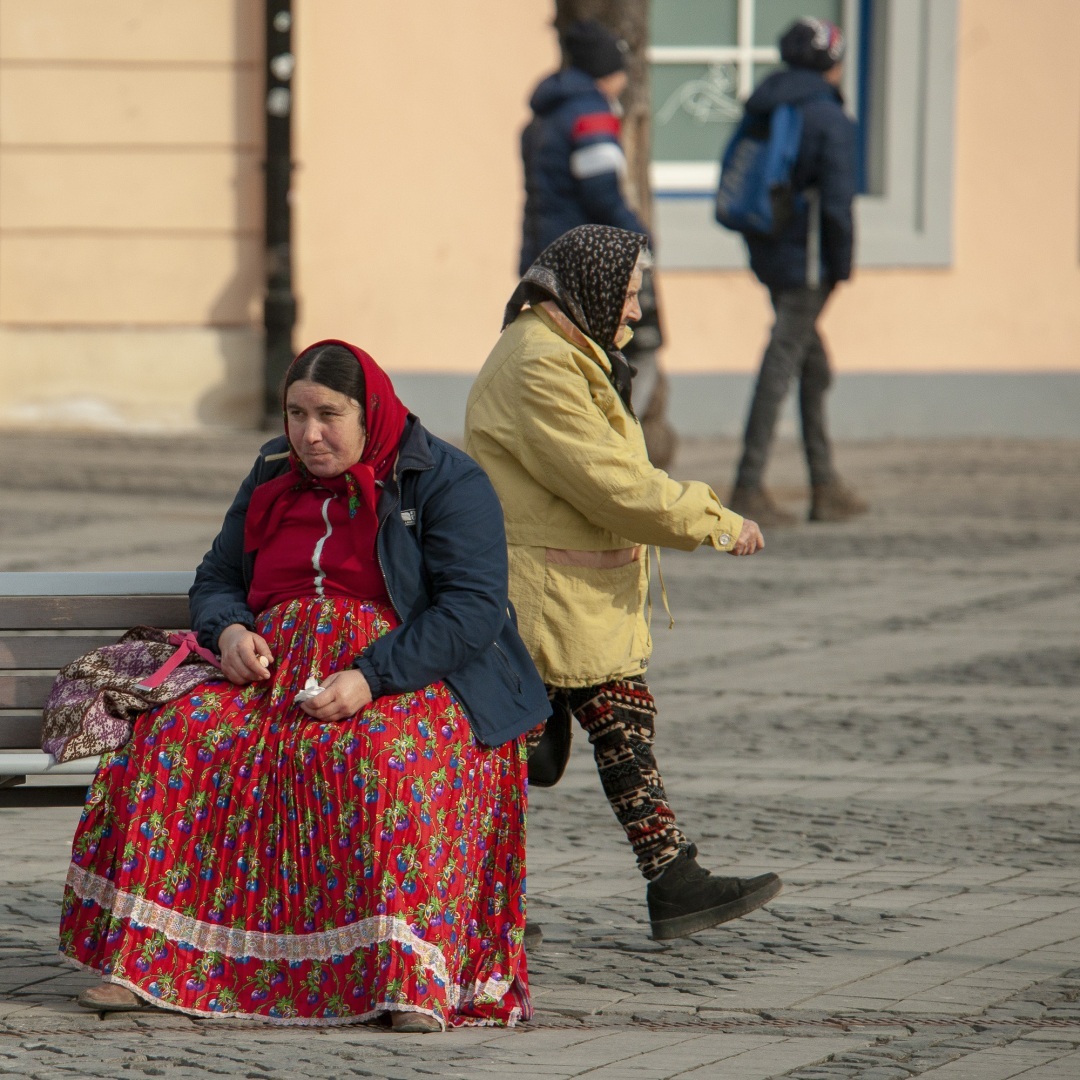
[391,1010,443,1033]
[727,486,797,527]
[809,480,869,522]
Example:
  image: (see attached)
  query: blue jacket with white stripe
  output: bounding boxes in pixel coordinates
[188,418,550,747]
[519,67,648,275]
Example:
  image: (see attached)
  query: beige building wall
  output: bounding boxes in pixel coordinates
[0,0,264,428]
[0,0,1077,432]
[292,0,557,373]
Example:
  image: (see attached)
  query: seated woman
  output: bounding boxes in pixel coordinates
[60,340,550,1031]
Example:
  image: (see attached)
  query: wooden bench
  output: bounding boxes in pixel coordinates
[0,571,194,788]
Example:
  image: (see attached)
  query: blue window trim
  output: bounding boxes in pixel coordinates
[855,0,875,194]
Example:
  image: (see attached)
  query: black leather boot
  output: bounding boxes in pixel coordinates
[646,845,782,941]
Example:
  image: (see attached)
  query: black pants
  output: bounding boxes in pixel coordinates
[532,677,689,881]
[735,285,837,490]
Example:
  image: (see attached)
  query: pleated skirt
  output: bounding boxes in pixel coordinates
[59,596,530,1028]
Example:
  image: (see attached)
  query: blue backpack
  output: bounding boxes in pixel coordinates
[714,103,803,237]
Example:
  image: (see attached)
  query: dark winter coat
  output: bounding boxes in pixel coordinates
[519,67,647,275]
[188,418,550,747]
[742,68,857,290]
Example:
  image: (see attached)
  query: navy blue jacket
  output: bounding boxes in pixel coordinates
[519,67,647,275]
[189,418,550,747]
[742,68,856,290]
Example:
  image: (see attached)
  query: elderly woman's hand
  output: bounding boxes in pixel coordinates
[729,519,765,556]
[299,669,373,722]
[218,623,275,684]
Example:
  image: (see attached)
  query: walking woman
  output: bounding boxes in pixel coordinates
[465,226,782,941]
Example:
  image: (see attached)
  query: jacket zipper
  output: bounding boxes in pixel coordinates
[375,506,401,622]
[375,458,430,624]
[370,448,521,731]
[492,641,522,693]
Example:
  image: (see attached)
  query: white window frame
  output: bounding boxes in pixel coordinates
[648,0,957,270]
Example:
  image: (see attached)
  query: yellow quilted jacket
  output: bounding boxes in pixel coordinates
[465,305,744,688]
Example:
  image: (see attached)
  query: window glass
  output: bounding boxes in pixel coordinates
[652,62,741,164]
[649,3,848,172]
[754,0,844,46]
[649,0,738,48]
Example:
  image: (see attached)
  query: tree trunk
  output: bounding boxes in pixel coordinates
[554,0,677,468]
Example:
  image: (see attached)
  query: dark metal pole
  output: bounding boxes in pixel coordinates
[263,1,296,425]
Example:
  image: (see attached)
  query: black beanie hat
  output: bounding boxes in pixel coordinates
[562,19,627,79]
[779,17,845,72]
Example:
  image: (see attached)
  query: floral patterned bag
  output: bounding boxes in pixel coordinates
[41,627,222,763]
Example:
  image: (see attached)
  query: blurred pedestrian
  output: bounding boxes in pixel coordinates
[519,17,675,466]
[519,18,646,274]
[727,17,868,525]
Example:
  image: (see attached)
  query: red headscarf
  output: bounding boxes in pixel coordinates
[243,340,410,555]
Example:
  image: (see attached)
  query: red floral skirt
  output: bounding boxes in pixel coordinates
[59,597,530,1028]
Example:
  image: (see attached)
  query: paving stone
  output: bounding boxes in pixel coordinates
[3,435,1080,1076]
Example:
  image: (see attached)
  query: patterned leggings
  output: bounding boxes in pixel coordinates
[530,677,689,881]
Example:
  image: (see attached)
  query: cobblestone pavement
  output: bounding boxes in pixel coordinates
[1,432,1079,1078]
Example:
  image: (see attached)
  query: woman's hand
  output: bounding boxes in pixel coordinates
[299,669,373,722]
[729,519,765,556]
[217,623,275,684]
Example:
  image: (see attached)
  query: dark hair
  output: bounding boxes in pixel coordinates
[779,18,845,72]
[561,19,626,79]
[283,344,366,413]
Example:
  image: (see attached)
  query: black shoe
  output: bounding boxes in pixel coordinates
[523,920,543,950]
[647,845,782,941]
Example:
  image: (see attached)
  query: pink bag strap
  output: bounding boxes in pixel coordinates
[135,631,221,690]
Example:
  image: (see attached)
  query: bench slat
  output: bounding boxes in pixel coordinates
[0,674,64,709]
[0,571,194,596]
[0,595,190,631]
[0,713,49,749]
[0,633,125,670]
[0,752,100,775]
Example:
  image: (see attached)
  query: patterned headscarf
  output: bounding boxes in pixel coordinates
[503,225,649,410]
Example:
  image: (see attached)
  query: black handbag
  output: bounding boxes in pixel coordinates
[527,694,573,787]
